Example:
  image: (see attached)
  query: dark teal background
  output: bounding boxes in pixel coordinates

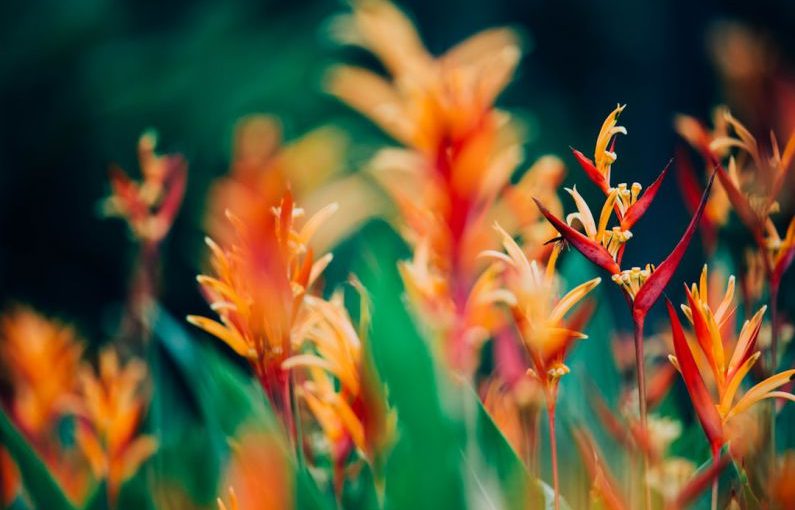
[1,0,794,343]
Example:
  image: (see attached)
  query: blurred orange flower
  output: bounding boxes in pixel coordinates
[329,0,564,374]
[283,282,395,496]
[104,131,187,245]
[219,427,294,510]
[70,348,157,506]
[188,192,336,432]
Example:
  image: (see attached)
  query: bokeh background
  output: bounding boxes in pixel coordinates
[1,0,794,345]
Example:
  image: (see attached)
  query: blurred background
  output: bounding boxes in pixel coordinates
[2,0,795,343]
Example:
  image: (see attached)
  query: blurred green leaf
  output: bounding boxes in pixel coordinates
[0,407,75,510]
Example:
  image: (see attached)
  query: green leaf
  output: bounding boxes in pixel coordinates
[357,221,466,510]
[0,407,76,510]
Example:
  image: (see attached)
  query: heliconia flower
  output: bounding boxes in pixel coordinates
[678,109,794,251]
[187,192,337,422]
[103,131,187,245]
[480,224,600,391]
[206,115,376,253]
[283,284,395,497]
[0,308,94,503]
[665,266,795,453]
[0,307,84,439]
[328,0,559,374]
[69,348,157,506]
[536,154,714,321]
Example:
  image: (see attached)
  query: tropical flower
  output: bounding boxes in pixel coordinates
[103,131,186,245]
[481,223,599,510]
[0,307,91,503]
[666,265,795,454]
[206,114,376,252]
[187,192,336,428]
[535,105,713,319]
[69,348,157,506]
[283,281,395,497]
[0,307,84,439]
[481,225,600,391]
[329,0,564,374]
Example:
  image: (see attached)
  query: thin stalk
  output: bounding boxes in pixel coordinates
[769,280,779,463]
[546,398,560,510]
[710,446,719,510]
[633,315,651,510]
[770,281,780,371]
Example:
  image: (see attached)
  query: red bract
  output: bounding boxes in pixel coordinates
[620,160,670,230]
[570,147,610,194]
[632,171,716,320]
[532,197,621,275]
[665,299,724,451]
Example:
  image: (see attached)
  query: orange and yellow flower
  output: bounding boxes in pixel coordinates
[329,0,565,374]
[283,282,395,496]
[480,225,600,393]
[666,265,795,452]
[70,348,157,505]
[188,192,336,429]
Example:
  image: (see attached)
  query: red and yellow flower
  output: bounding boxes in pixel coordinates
[666,265,795,454]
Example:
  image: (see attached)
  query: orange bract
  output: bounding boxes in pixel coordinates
[70,348,156,505]
[283,283,395,496]
[0,307,84,439]
[329,0,566,374]
[480,226,600,391]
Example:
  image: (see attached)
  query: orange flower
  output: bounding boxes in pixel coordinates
[666,265,795,452]
[481,225,600,393]
[104,131,186,245]
[207,115,375,252]
[218,427,294,510]
[329,0,563,374]
[283,281,395,496]
[188,192,336,428]
[70,348,157,506]
[0,307,83,439]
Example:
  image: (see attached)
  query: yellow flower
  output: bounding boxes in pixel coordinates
[564,185,632,260]
[329,0,560,374]
[481,224,600,389]
[594,104,628,185]
[70,348,157,505]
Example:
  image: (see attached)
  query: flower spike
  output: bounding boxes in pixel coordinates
[633,170,716,319]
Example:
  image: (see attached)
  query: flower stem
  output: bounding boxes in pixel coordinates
[770,281,780,371]
[633,315,651,510]
[547,400,560,510]
[710,446,719,510]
